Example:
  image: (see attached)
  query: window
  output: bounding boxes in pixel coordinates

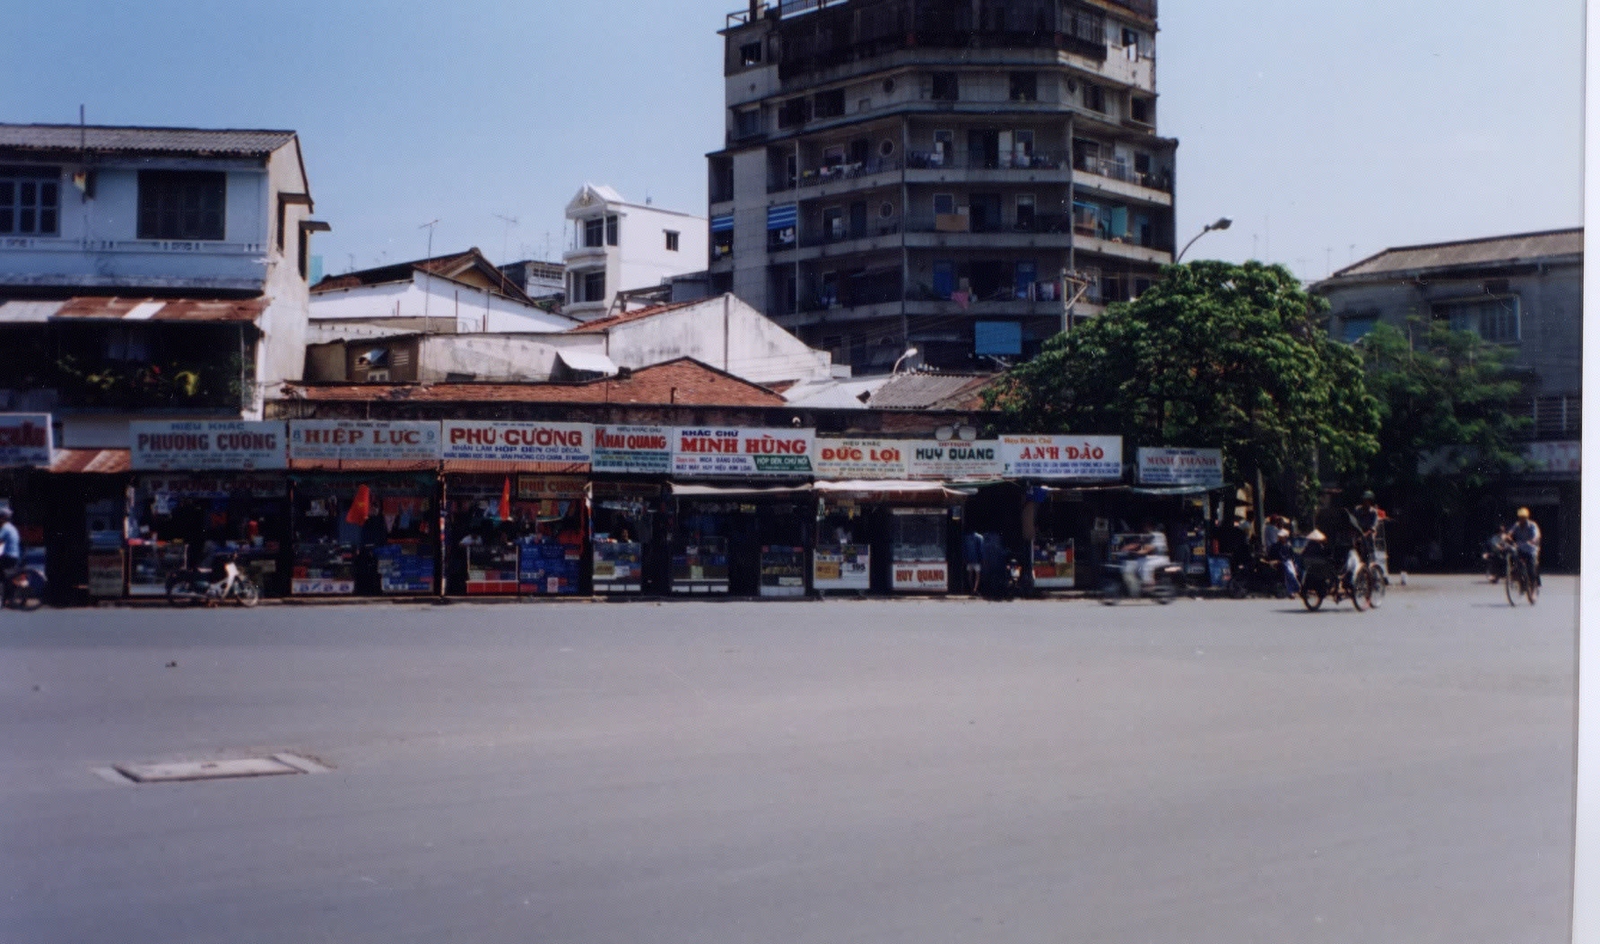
[814,89,846,119]
[933,193,956,215]
[1130,97,1152,124]
[1122,28,1140,53]
[137,170,225,240]
[1009,72,1038,102]
[734,108,762,138]
[582,271,606,303]
[0,166,60,235]
[665,230,680,252]
[1434,296,1521,343]
[583,218,604,248]
[777,97,810,128]
[1082,82,1106,113]
[1015,194,1036,230]
[1340,314,1378,343]
[930,72,959,102]
[823,207,845,240]
[605,215,618,246]
[740,41,763,66]
[933,129,954,165]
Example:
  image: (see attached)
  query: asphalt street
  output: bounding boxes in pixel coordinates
[0,575,1578,943]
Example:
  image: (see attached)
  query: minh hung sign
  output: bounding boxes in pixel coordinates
[1137,447,1224,487]
[671,428,815,477]
[130,421,286,471]
[0,414,52,468]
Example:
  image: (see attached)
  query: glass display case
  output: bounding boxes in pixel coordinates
[759,545,807,597]
[1031,538,1076,589]
[889,507,949,593]
[127,540,188,597]
[671,536,729,594]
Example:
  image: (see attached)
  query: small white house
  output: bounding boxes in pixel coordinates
[563,184,708,321]
[311,248,576,335]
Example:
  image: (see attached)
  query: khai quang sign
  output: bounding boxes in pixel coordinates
[130,421,286,471]
[1137,447,1224,487]
[999,435,1122,479]
[591,425,673,475]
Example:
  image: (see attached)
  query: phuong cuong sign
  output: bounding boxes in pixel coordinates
[131,421,286,471]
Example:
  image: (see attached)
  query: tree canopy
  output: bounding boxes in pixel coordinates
[986,260,1380,509]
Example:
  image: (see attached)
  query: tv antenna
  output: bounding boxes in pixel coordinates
[493,213,518,264]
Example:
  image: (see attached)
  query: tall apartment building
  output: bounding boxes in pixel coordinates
[708,0,1174,372]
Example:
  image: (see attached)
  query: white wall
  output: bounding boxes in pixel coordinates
[602,294,832,384]
[311,274,576,334]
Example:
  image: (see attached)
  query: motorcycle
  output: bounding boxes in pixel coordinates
[1100,557,1182,605]
[3,550,46,611]
[1225,554,1292,599]
[166,554,261,607]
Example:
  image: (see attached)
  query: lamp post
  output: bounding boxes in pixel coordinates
[1175,216,1232,263]
[892,346,920,374]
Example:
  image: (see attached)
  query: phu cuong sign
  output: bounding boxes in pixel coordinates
[1136,447,1224,487]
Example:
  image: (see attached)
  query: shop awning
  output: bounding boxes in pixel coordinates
[555,350,619,376]
[814,480,968,502]
[288,458,438,472]
[50,448,131,474]
[669,483,813,499]
[440,459,588,475]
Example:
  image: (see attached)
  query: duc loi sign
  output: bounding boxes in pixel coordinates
[130,421,286,471]
[814,438,908,479]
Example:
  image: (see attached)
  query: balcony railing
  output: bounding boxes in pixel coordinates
[906,151,1064,171]
[1073,157,1172,193]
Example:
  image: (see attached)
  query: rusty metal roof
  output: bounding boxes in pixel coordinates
[49,448,131,474]
[0,297,268,324]
[1327,228,1583,281]
[866,371,996,410]
[0,124,296,157]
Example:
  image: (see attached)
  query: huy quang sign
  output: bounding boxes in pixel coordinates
[904,440,1003,480]
[1137,447,1223,487]
[814,438,908,479]
[131,421,286,471]
[442,420,591,466]
[592,425,672,475]
[289,421,441,462]
[672,428,815,477]
[0,414,52,468]
[999,435,1122,479]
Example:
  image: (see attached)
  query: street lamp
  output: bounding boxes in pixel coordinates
[892,346,920,374]
[1175,216,1232,263]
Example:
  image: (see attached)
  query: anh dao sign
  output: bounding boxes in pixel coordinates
[592,425,672,475]
[905,440,1003,480]
[289,420,440,462]
[131,421,286,471]
[0,413,52,468]
[442,420,591,466]
[1138,447,1223,487]
[1000,435,1122,479]
[814,438,908,479]
[672,428,815,477]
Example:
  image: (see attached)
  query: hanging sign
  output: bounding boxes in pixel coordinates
[442,420,591,466]
[131,421,287,471]
[671,427,815,477]
[1137,447,1224,487]
[1000,435,1122,479]
[814,438,909,479]
[0,414,52,468]
[905,440,1003,480]
[288,420,440,462]
[592,425,672,474]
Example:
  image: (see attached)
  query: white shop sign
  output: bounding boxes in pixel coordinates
[1000,435,1122,479]
[592,425,672,474]
[0,413,52,468]
[289,421,441,462]
[1137,447,1223,487]
[130,421,286,471]
[904,440,1003,480]
[671,428,814,477]
[442,420,591,466]
[814,438,908,479]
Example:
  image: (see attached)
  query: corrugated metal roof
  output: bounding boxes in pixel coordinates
[866,372,995,410]
[0,297,268,323]
[50,448,131,474]
[0,124,296,157]
[1329,228,1583,280]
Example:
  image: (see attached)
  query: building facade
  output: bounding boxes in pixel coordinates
[563,185,710,321]
[1313,228,1582,571]
[707,0,1174,372]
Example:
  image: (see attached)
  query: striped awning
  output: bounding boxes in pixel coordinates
[709,214,735,233]
[49,448,132,474]
[766,204,797,231]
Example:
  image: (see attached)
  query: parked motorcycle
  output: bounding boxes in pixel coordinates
[3,551,46,611]
[166,554,261,607]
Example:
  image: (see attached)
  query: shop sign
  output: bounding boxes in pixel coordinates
[442,420,591,466]
[292,577,355,595]
[592,425,672,474]
[814,438,908,479]
[671,427,815,477]
[905,440,1003,480]
[289,420,440,462]
[138,473,287,500]
[892,560,948,592]
[0,413,52,468]
[814,544,870,591]
[1523,440,1580,475]
[1000,435,1122,480]
[1137,447,1223,487]
[516,475,587,500]
[131,421,287,471]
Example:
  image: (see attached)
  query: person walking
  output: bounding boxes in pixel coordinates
[0,507,20,607]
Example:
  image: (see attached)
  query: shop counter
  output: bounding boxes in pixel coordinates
[759,545,807,597]
[671,538,729,594]
[592,540,643,593]
[1031,539,1076,589]
[813,543,870,593]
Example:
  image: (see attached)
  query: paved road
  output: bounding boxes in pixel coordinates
[0,576,1577,943]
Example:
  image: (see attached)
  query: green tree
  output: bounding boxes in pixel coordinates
[1356,318,1529,508]
[986,260,1380,511]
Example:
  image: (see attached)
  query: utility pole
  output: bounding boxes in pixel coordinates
[493,213,518,264]
[420,219,439,322]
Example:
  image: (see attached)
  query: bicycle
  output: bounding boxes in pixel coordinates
[1503,549,1538,606]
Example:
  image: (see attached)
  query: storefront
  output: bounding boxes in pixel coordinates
[0,414,54,593]
[590,425,673,595]
[287,421,442,597]
[1001,435,1124,592]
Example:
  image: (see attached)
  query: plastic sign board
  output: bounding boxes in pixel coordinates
[442,420,591,466]
[592,425,672,474]
[671,428,815,477]
[904,440,1003,480]
[131,421,286,471]
[0,414,52,467]
[814,438,909,479]
[289,421,440,462]
[1000,435,1122,479]
[1137,447,1223,487]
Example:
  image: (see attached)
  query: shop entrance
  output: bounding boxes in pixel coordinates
[290,473,437,596]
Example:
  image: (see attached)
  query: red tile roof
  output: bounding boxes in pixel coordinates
[281,358,786,408]
[566,300,702,334]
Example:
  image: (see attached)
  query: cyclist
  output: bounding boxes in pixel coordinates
[0,507,19,607]
[1509,507,1542,588]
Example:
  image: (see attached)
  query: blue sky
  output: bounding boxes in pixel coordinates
[2,0,1583,282]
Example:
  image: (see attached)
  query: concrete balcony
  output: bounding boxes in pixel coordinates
[0,237,269,292]
[1071,159,1173,206]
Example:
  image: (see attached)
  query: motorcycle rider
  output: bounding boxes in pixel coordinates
[1509,507,1542,587]
[0,507,19,606]
[1121,522,1170,595]
[1483,525,1512,583]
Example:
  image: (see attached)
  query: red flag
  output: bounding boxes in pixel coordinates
[345,484,371,525]
[499,477,512,520]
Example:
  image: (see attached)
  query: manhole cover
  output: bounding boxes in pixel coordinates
[114,756,303,783]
